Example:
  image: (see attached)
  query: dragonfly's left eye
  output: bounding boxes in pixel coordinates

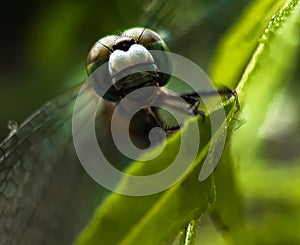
[86,35,117,75]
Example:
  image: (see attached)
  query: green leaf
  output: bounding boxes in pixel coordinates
[207,0,300,243]
[213,0,300,158]
[210,0,292,89]
[179,220,199,245]
[74,98,237,245]
[235,0,300,161]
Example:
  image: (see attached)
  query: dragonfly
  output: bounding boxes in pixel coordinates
[0,0,241,244]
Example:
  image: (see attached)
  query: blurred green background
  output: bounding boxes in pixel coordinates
[0,0,150,138]
[0,0,250,139]
[1,0,299,244]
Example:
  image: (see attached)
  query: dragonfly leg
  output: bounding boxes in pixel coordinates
[148,107,181,133]
[186,100,206,121]
[180,87,240,112]
[216,88,240,112]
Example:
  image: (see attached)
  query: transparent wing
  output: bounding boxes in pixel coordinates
[0,83,110,245]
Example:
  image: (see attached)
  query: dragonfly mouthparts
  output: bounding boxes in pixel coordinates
[113,69,160,100]
[112,63,158,89]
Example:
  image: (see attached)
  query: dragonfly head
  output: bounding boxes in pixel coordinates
[87,28,171,102]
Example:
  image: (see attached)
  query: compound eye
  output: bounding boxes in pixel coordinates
[87,35,120,102]
[123,28,168,52]
[87,35,117,75]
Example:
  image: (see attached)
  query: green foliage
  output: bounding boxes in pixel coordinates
[210,0,290,89]
[75,99,237,245]
[208,0,300,244]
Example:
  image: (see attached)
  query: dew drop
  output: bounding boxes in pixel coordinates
[7,120,18,136]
